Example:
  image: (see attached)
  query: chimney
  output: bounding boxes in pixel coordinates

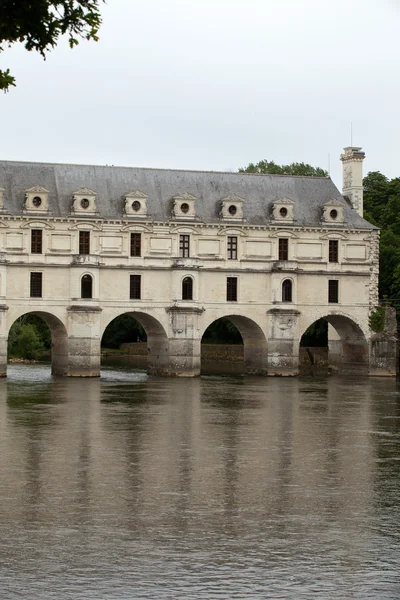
[340,146,366,216]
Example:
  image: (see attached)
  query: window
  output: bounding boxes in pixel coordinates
[329,240,339,263]
[182,277,193,300]
[30,272,42,298]
[81,274,93,299]
[179,235,190,258]
[227,277,237,301]
[278,238,289,261]
[282,279,292,302]
[328,280,339,303]
[130,274,141,299]
[130,233,141,257]
[79,231,90,255]
[31,229,43,254]
[227,236,237,260]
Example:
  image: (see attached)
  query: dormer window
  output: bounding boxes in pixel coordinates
[220,196,244,220]
[172,193,196,219]
[322,199,345,224]
[228,205,237,216]
[24,186,50,213]
[71,188,97,215]
[125,191,148,217]
[272,198,294,222]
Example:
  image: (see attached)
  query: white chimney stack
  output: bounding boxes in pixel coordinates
[340,146,366,216]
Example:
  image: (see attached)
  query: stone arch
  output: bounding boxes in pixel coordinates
[299,312,369,373]
[101,311,169,375]
[7,310,68,376]
[201,314,268,375]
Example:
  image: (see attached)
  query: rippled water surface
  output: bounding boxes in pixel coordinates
[0,365,400,599]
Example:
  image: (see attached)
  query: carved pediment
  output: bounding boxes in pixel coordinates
[126,190,148,199]
[74,187,96,196]
[173,192,197,201]
[25,185,50,194]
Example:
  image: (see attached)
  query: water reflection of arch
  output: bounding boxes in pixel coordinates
[299,311,369,372]
[200,312,268,374]
[101,310,169,375]
[7,309,68,376]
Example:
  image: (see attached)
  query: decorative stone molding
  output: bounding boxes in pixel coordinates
[322,199,345,224]
[219,196,244,220]
[71,188,97,215]
[271,197,295,223]
[24,186,50,213]
[365,231,380,309]
[172,193,197,219]
[124,190,148,217]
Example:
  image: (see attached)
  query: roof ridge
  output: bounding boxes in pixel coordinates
[0,159,330,180]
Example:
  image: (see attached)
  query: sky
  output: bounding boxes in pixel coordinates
[1,0,400,190]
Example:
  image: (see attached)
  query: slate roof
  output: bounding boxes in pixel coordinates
[0,160,376,229]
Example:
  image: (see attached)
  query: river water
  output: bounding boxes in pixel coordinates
[0,365,399,599]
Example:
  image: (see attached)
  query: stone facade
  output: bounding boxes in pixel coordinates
[0,148,394,377]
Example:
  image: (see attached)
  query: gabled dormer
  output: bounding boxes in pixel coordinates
[271,197,295,223]
[172,193,197,219]
[124,190,148,217]
[219,195,244,221]
[322,199,345,224]
[71,187,97,215]
[24,186,50,213]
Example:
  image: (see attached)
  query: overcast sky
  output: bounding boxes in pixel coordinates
[1,0,399,189]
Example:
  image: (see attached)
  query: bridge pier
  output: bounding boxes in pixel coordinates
[66,305,102,377]
[266,308,300,376]
[166,305,203,377]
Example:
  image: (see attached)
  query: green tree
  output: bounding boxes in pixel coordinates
[239,160,328,177]
[0,0,104,91]
[102,315,147,349]
[8,322,44,360]
[202,318,243,344]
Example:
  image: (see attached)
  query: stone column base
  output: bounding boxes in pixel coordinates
[167,338,201,377]
[369,336,398,376]
[67,337,101,377]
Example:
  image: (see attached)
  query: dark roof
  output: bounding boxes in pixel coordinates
[0,160,376,229]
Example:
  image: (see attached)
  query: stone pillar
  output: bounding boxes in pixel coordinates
[0,304,7,376]
[369,305,398,376]
[147,331,170,375]
[166,305,203,376]
[267,308,300,376]
[67,305,102,376]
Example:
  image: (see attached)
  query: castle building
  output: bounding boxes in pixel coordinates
[0,147,392,377]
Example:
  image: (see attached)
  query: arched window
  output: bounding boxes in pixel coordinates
[182,276,193,300]
[81,274,93,299]
[282,279,292,302]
